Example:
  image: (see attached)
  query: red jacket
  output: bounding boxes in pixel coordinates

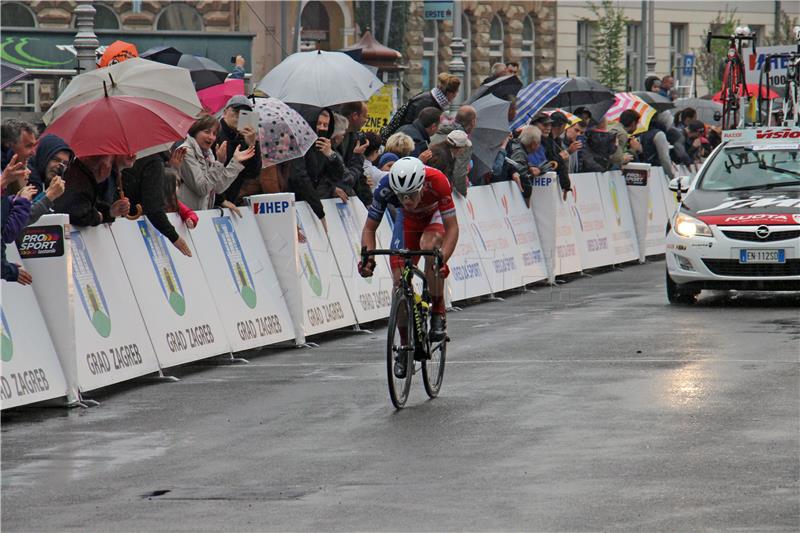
[177,201,198,227]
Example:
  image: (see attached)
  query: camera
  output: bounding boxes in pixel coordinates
[54,162,67,177]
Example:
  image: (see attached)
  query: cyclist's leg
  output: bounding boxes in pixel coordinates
[419,213,447,340]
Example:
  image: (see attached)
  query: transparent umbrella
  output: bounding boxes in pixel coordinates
[252,96,317,168]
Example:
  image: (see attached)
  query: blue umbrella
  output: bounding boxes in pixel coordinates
[1,61,29,90]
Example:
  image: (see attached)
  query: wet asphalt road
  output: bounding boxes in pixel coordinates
[2,260,799,532]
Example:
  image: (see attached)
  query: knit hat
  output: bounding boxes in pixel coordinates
[378,152,399,168]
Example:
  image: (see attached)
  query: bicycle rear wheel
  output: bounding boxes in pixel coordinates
[387,290,414,408]
[422,332,446,399]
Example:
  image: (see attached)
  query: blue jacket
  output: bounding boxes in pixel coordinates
[1,195,32,282]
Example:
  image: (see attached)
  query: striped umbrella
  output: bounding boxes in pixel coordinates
[510,77,570,130]
[605,92,656,135]
[543,108,581,125]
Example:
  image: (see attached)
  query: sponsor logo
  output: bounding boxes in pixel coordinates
[624,168,648,186]
[212,217,257,309]
[697,196,800,213]
[252,200,291,214]
[755,128,800,139]
[755,225,771,238]
[139,221,186,316]
[1,310,12,362]
[71,231,112,337]
[697,212,800,226]
[295,213,323,297]
[17,225,64,258]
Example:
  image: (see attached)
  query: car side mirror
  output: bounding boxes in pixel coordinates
[669,176,691,193]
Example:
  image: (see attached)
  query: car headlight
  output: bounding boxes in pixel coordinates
[674,212,713,238]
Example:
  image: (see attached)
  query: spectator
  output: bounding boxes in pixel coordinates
[336,101,373,206]
[384,132,414,158]
[506,61,520,77]
[674,107,697,130]
[122,148,193,257]
[573,107,593,124]
[1,119,37,171]
[229,55,246,80]
[378,153,399,172]
[177,114,255,211]
[565,119,587,173]
[660,75,675,100]
[579,128,618,173]
[402,73,460,126]
[504,125,543,205]
[426,141,456,178]
[1,185,34,284]
[290,105,346,221]
[526,112,551,169]
[607,109,643,167]
[397,107,442,157]
[214,95,262,209]
[544,111,573,194]
[639,111,676,180]
[430,105,476,194]
[53,155,130,226]
[163,167,199,229]
[683,120,706,164]
[482,62,507,85]
[361,131,384,191]
[644,75,661,93]
[490,134,514,184]
[26,134,71,226]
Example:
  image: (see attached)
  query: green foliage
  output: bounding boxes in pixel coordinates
[354,1,408,54]
[584,0,628,91]
[764,10,799,46]
[694,10,738,95]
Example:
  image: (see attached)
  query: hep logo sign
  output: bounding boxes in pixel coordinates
[748,53,789,72]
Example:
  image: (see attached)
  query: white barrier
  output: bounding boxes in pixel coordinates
[2,244,69,409]
[569,173,616,270]
[322,198,394,324]
[555,192,582,276]
[623,163,669,262]
[112,216,230,368]
[189,209,295,352]
[450,193,494,300]
[529,172,559,283]
[599,171,640,264]
[490,181,548,285]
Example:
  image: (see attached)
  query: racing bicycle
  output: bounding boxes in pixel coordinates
[759,26,800,126]
[360,247,447,409]
[706,27,757,129]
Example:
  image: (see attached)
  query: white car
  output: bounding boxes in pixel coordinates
[665,127,800,303]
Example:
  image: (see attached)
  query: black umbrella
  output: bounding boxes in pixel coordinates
[1,61,29,90]
[467,74,523,104]
[631,91,675,112]
[543,77,615,109]
[141,47,228,91]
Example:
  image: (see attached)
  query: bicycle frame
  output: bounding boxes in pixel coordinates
[707,30,757,129]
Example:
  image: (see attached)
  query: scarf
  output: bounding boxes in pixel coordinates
[431,87,449,110]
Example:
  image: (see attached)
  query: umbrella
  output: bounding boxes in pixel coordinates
[43,57,203,125]
[674,97,723,126]
[711,83,779,103]
[511,77,614,129]
[252,97,317,168]
[141,47,229,91]
[140,46,183,65]
[630,91,675,112]
[467,74,523,104]
[470,94,510,169]
[604,92,656,134]
[1,61,28,90]
[257,50,384,107]
[197,78,245,114]
[43,95,195,158]
[543,108,581,126]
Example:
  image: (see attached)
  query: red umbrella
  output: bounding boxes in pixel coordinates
[712,83,779,102]
[44,95,195,158]
[196,78,245,114]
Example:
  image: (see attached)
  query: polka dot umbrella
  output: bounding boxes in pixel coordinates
[252,96,317,168]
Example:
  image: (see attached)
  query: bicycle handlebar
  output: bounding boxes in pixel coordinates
[706,31,757,54]
[361,247,443,271]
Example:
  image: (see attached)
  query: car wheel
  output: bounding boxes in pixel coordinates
[666,269,700,304]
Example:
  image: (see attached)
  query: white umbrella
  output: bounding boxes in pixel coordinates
[257,50,383,108]
[43,57,203,125]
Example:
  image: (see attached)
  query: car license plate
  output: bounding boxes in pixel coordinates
[739,249,786,263]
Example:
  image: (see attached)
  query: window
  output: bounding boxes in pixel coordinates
[625,23,641,92]
[462,13,472,98]
[156,3,203,31]
[576,21,595,78]
[489,15,504,64]
[669,24,687,77]
[421,20,438,91]
[1,2,36,27]
[72,3,120,30]
[520,15,535,85]
[300,1,330,50]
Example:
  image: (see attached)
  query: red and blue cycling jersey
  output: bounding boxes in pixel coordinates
[367,166,456,224]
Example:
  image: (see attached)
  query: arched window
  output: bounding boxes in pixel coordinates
[300,1,331,50]
[489,15,504,64]
[520,15,535,85]
[72,3,120,30]
[422,20,438,91]
[156,3,203,31]
[461,13,472,98]
[1,2,36,27]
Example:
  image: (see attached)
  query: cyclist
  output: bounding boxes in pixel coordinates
[359,157,459,376]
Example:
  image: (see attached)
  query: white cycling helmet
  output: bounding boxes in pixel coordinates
[388,156,426,195]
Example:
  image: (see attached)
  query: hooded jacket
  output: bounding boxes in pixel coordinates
[289,105,343,220]
[121,153,180,243]
[579,129,617,173]
[28,134,73,194]
[53,158,112,226]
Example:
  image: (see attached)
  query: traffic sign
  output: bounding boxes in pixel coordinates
[682,53,695,76]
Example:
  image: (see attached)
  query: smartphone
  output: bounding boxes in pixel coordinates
[237,109,258,132]
[231,56,237,64]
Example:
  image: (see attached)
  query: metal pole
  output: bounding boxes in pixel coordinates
[645,1,657,77]
[383,0,393,47]
[448,0,466,111]
[639,1,647,90]
[280,1,288,60]
[73,0,98,74]
[371,0,376,33]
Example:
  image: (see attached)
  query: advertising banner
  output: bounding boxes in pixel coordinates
[461,186,525,292]
[295,201,357,335]
[598,171,640,264]
[189,209,295,352]
[491,181,548,285]
[569,173,615,270]
[248,193,305,344]
[450,193,494,300]
[529,171,560,283]
[322,198,393,324]
[112,216,230,368]
[744,45,796,97]
[2,244,69,409]
[363,85,396,135]
[624,163,667,260]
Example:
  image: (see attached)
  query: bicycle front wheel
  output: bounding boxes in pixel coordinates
[386,290,414,408]
[422,333,446,399]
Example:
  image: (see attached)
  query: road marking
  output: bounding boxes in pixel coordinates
[243,359,799,367]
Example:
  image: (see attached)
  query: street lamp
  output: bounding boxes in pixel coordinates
[73,0,98,74]
[448,0,466,111]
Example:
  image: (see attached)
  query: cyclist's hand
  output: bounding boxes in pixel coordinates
[437,263,450,279]
[358,258,376,277]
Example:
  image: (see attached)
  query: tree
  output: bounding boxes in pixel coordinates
[763,10,799,46]
[694,10,738,95]
[584,0,627,91]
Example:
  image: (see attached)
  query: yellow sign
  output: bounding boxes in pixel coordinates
[363,85,396,134]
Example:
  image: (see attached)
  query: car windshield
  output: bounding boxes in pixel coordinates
[699,146,800,191]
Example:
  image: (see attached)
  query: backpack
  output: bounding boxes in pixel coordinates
[379,100,412,144]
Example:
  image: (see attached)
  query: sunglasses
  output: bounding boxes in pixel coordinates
[396,190,421,201]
